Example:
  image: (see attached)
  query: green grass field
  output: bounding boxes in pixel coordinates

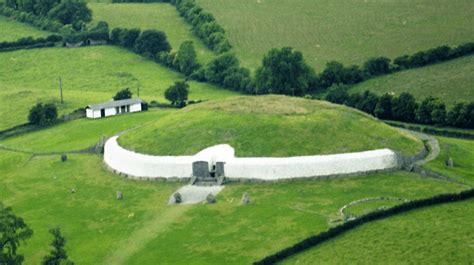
[0,15,49,42]
[284,199,474,264]
[196,0,474,71]
[119,95,423,156]
[0,148,464,264]
[89,3,215,64]
[0,46,235,131]
[350,55,474,106]
[424,137,474,186]
[0,109,173,153]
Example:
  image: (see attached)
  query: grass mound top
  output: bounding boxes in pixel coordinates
[119,95,423,157]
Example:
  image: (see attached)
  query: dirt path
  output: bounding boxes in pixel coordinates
[399,128,440,165]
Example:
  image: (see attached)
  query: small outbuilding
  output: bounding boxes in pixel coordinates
[86,98,146,119]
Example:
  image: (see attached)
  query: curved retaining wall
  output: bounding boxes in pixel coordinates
[104,136,400,180]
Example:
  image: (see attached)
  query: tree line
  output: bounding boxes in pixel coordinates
[325,85,474,129]
[254,188,474,265]
[0,34,61,51]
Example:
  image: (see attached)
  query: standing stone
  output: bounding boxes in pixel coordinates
[206,193,216,204]
[174,192,182,204]
[242,192,250,205]
[61,154,67,162]
[192,161,210,178]
[116,191,123,200]
[446,158,454,167]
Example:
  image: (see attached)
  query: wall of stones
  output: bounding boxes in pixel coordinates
[104,136,400,180]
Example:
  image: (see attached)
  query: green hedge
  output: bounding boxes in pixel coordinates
[254,188,474,265]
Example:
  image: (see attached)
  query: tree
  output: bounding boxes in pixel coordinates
[255,47,315,96]
[119,28,141,49]
[392,92,417,122]
[5,0,18,9]
[34,0,60,15]
[17,0,36,13]
[374,93,393,119]
[431,103,447,126]
[134,30,171,56]
[356,90,378,114]
[175,41,199,75]
[416,96,436,124]
[42,228,74,265]
[0,203,33,265]
[205,52,239,84]
[47,0,92,25]
[363,57,391,76]
[113,88,132,101]
[319,61,345,88]
[28,103,57,126]
[165,81,189,107]
[325,84,349,104]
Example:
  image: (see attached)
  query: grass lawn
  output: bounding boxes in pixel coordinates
[196,0,474,71]
[89,2,215,64]
[0,46,236,131]
[424,136,474,186]
[283,199,474,265]
[350,55,474,106]
[0,109,174,153]
[0,148,464,264]
[119,95,423,156]
[0,15,49,42]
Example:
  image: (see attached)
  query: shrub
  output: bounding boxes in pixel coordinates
[392,92,418,122]
[47,0,92,25]
[255,47,315,96]
[165,81,189,107]
[113,88,132,101]
[28,103,58,126]
[363,57,391,76]
[374,93,393,119]
[134,29,171,57]
[175,40,199,75]
[325,84,349,104]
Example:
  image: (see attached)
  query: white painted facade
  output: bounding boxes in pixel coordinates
[104,136,400,180]
[86,98,144,119]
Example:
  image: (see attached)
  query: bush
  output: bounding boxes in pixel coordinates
[134,29,171,57]
[325,84,349,104]
[47,0,92,25]
[255,47,315,96]
[165,81,189,107]
[113,88,132,101]
[363,57,391,76]
[392,92,417,122]
[174,40,200,75]
[28,103,58,126]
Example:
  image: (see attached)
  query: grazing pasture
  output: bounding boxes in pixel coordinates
[0,15,49,42]
[119,95,423,156]
[283,199,474,265]
[0,149,463,264]
[196,0,474,71]
[350,55,474,106]
[0,46,235,131]
[89,3,215,64]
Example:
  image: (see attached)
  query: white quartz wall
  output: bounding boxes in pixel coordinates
[104,136,399,180]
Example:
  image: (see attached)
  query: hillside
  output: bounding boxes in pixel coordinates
[0,46,235,131]
[89,2,215,64]
[119,95,423,156]
[0,15,49,42]
[196,0,474,71]
[284,200,474,264]
[350,55,474,106]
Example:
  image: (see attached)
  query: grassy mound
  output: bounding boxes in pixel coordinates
[284,200,474,264]
[119,95,423,156]
[196,0,474,70]
[0,46,235,130]
[0,16,49,42]
[89,2,215,64]
[350,55,474,106]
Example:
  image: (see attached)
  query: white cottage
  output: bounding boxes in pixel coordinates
[86,98,145,119]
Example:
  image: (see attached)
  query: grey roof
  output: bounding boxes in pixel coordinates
[87,98,144,110]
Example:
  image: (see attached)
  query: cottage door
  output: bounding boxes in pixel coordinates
[100,109,105,117]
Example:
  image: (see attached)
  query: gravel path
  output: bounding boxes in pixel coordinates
[168,185,225,205]
[399,128,440,165]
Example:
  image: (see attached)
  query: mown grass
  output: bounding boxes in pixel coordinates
[0,148,464,264]
[120,95,423,156]
[283,199,474,265]
[424,137,474,186]
[350,55,474,106]
[0,109,174,153]
[196,0,474,71]
[0,46,236,131]
[89,2,215,64]
[0,15,49,42]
